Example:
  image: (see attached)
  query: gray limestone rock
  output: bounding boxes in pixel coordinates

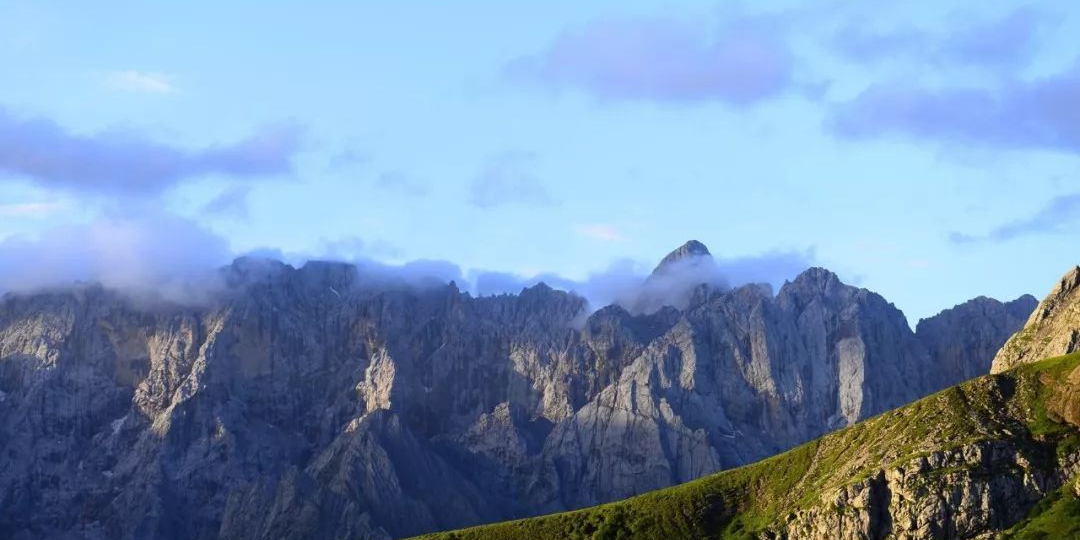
[993,266,1080,373]
[917,294,1038,386]
[0,244,1036,539]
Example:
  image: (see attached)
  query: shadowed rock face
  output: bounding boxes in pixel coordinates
[916,294,1038,385]
[0,244,1036,540]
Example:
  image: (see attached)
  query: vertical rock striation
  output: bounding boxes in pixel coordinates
[917,294,1038,386]
[0,242,1037,539]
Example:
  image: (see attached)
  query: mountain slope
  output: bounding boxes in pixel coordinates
[413,351,1080,540]
[993,266,1080,373]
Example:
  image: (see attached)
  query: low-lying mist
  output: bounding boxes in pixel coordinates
[0,212,814,314]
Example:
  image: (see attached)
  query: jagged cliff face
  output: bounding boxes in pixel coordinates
[417,351,1080,540]
[0,245,1036,540]
[992,266,1080,374]
[917,294,1038,386]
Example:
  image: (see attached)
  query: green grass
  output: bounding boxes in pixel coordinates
[411,352,1080,540]
[1001,484,1080,540]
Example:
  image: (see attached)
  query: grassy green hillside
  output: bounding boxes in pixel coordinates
[412,352,1080,540]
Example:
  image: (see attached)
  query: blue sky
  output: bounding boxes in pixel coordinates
[0,0,1078,322]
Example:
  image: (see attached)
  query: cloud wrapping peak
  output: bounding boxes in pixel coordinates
[0,212,231,304]
[470,247,815,314]
[506,13,792,104]
[0,108,301,195]
[0,205,813,320]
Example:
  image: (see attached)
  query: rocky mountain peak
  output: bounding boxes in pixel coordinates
[633,240,721,314]
[775,268,847,311]
[916,293,1037,384]
[652,240,711,275]
[1051,265,1080,298]
[298,260,359,290]
[791,267,841,290]
[992,265,1080,373]
[1010,293,1040,308]
[224,255,291,282]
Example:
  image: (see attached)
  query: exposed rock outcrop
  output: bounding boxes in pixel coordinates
[418,350,1080,540]
[993,266,1080,373]
[779,441,1080,540]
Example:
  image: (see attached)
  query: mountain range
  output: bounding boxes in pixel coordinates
[0,241,1040,539]
[417,265,1080,540]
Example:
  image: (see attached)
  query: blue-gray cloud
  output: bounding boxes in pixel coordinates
[469,151,555,208]
[951,193,1080,245]
[0,209,815,314]
[0,107,301,195]
[832,7,1049,67]
[201,185,252,219]
[505,12,792,104]
[830,61,1080,153]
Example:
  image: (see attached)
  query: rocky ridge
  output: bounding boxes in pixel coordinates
[417,351,1080,540]
[992,266,1080,373]
[917,294,1037,385]
[0,242,1037,539]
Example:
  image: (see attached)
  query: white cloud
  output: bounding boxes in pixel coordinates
[0,201,65,218]
[105,70,176,93]
[574,223,625,242]
[0,211,230,304]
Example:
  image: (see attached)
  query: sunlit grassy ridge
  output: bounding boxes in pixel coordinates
[412,352,1080,540]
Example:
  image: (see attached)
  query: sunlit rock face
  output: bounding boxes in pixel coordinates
[0,243,1034,540]
[993,266,1080,373]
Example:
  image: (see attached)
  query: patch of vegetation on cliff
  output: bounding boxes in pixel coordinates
[1001,483,1080,540]
[412,352,1080,540]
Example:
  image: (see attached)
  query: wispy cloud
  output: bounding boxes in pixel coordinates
[832,7,1050,68]
[505,11,792,105]
[105,70,176,93]
[469,151,555,208]
[574,223,625,242]
[950,193,1080,244]
[829,61,1080,154]
[0,210,231,304]
[0,107,301,196]
[376,170,428,196]
[0,205,815,316]
[0,201,65,218]
[201,185,252,219]
[470,247,816,312]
